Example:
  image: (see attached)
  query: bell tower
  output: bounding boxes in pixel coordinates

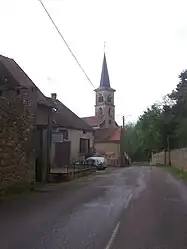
[95,53,116,128]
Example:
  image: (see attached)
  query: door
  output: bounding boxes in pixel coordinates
[54,141,71,167]
[35,128,43,182]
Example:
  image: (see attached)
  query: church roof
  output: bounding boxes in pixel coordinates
[110,127,121,141]
[82,115,119,129]
[100,53,110,88]
[82,116,101,128]
[95,127,121,142]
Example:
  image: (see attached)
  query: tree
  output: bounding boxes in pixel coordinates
[123,123,142,161]
[137,104,163,153]
[169,70,187,148]
[124,104,164,161]
[124,69,187,162]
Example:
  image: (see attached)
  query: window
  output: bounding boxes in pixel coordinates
[108,108,113,117]
[83,130,86,134]
[98,94,104,103]
[59,129,68,140]
[52,133,63,143]
[109,120,112,124]
[99,107,103,114]
[107,95,112,102]
[80,138,90,154]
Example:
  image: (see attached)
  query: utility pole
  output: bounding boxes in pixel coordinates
[167,135,171,166]
[120,116,125,167]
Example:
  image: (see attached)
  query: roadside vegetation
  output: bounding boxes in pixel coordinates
[124,70,187,162]
[156,164,187,180]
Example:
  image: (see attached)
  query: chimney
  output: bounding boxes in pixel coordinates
[51,93,57,101]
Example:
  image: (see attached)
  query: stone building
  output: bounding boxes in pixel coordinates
[0,55,53,193]
[82,53,121,164]
[50,93,94,168]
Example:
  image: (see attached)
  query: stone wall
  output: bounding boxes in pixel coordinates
[0,88,37,193]
[151,148,187,171]
[151,151,166,165]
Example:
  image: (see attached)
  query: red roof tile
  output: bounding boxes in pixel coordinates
[82,116,100,127]
[95,127,121,142]
[109,127,121,141]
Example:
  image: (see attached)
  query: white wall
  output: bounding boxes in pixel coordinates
[51,128,94,166]
[68,129,94,162]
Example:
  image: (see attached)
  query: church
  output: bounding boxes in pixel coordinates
[82,53,121,165]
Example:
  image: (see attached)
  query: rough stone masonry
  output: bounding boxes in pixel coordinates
[0,87,37,194]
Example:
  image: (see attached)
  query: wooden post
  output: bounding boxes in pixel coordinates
[123,116,125,129]
[167,135,171,166]
[120,116,125,167]
[46,108,53,182]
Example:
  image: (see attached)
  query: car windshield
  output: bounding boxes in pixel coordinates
[87,157,104,163]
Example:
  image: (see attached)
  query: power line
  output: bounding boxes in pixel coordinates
[38,0,95,88]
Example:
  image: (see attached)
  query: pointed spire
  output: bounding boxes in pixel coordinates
[100,53,110,88]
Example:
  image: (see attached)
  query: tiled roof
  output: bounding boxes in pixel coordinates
[109,127,121,141]
[52,100,94,131]
[95,127,121,142]
[82,116,101,127]
[0,55,52,107]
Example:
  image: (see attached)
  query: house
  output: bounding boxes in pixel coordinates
[94,127,121,158]
[82,53,121,165]
[0,55,53,193]
[50,93,94,168]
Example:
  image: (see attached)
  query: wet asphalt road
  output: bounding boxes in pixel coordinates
[1,166,187,249]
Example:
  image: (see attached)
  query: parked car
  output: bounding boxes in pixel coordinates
[85,156,106,170]
[75,156,106,170]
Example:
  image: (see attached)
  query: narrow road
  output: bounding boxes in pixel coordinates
[1,166,187,249]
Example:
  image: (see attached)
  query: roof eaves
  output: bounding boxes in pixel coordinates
[52,99,94,131]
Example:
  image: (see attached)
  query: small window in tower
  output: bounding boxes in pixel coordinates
[99,107,103,114]
[109,120,112,124]
[107,95,112,102]
[98,94,104,103]
[108,108,113,117]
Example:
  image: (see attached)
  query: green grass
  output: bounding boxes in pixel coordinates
[156,164,187,180]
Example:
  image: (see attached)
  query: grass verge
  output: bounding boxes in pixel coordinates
[156,164,187,180]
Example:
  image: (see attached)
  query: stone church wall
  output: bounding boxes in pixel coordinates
[95,89,115,129]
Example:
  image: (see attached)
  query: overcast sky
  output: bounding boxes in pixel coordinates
[1,0,187,124]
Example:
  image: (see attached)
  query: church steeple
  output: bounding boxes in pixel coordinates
[100,53,110,88]
[94,52,116,129]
